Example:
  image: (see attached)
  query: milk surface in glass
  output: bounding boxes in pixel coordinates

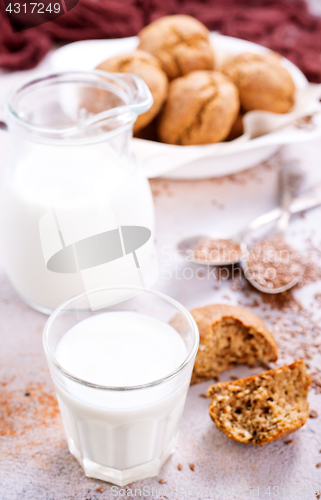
[53,311,189,485]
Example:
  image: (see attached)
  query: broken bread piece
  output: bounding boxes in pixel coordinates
[190,304,277,384]
[207,360,311,445]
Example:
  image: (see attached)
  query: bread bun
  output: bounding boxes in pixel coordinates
[207,360,310,445]
[138,15,215,80]
[158,71,240,145]
[190,303,277,384]
[221,52,295,113]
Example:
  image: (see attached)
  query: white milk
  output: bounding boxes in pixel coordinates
[53,311,190,485]
[0,144,155,312]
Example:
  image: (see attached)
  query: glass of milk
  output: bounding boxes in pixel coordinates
[43,286,199,486]
[0,71,157,314]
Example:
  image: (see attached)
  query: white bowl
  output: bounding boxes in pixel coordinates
[51,34,321,179]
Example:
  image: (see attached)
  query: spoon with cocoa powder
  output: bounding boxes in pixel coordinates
[243,161,305,294]
[179,233,245,266]
[178,162,320,269]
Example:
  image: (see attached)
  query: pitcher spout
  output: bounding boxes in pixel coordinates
[5,70,153,144]
[110,72,153,117]
[80,71,154,138]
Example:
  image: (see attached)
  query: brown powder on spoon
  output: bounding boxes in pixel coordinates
[193,237,242,264]
[229,237,321,394]
[246,236,302,290]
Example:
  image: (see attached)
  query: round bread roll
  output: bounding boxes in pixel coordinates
[96,50,168,132]
[137,15,215,80]
[158,71,240,145]
[226,112,244,141]
[221,52,295,114]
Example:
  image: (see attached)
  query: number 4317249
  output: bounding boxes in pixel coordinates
[6,3,61,13]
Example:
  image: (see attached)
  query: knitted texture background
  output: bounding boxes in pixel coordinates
[0,0,320,81]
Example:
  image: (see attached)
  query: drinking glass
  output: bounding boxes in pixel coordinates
[43,286,199,486]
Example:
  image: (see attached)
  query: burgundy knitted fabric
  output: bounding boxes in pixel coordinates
[0,8,51,70]
[0,0,320,82]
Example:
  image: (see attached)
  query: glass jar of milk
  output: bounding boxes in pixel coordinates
[0,71,157,314]
[43,286,199,486]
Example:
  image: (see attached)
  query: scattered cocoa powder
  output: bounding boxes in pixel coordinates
[312,375,321,395]
[294,114,317,131]
[314,293,321,305]
[230,238,321,395]
[0,383,59,438]
[149,179,173,199]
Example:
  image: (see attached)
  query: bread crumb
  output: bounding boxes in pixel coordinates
[309,410,318,418]
[96,486,104,492]
[207,361,310,445]
[316,463,321,468]
[189,463,195,471]
[199,394,207,398]
[191,304,277,384]
[159,479,167,483]
[177,463,182,471]
[284,440,293,445]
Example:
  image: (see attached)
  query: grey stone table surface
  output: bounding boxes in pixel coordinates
[0,133,321,500]
[1,50,321,500]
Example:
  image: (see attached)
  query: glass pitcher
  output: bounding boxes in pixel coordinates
[0,71,158,314]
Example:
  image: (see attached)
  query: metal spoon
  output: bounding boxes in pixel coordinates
[243,161,305,294]
[177,170,321,267]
